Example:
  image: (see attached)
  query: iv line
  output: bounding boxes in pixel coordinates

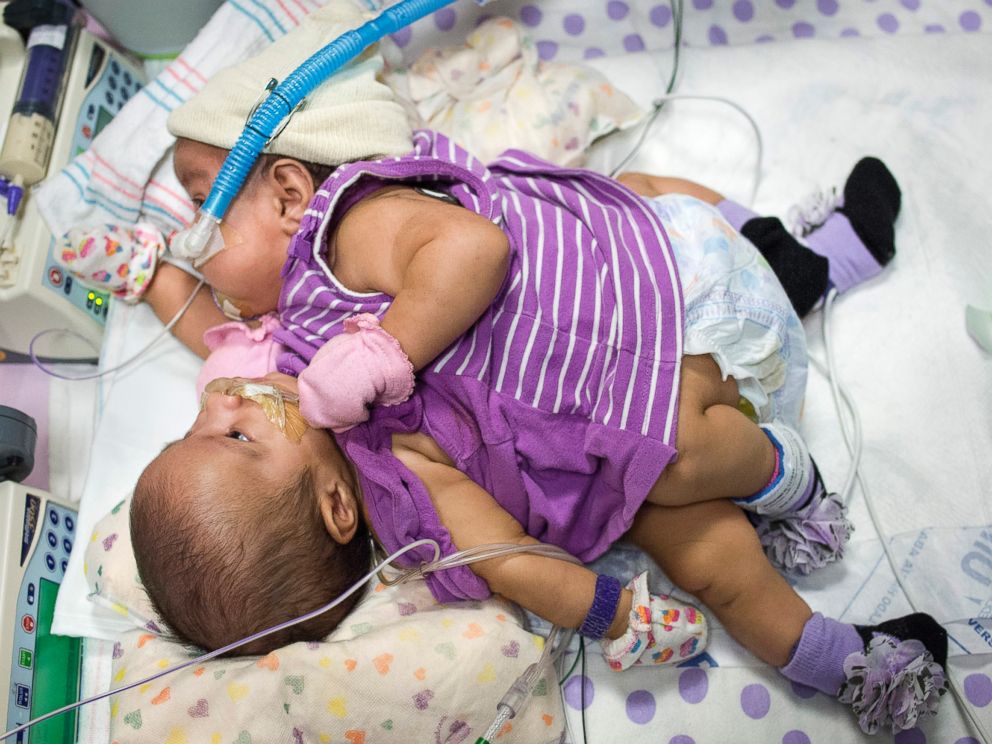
[29,278,205,381]
[0,538,580,743]
[610,92,764,208]
[813,289,991,744]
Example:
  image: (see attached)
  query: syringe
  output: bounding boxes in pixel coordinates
[0,0,78,219]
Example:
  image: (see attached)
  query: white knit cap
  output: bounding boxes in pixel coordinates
[167,0,413,166]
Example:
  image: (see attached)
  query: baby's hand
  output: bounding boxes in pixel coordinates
[55,222,167,302]
[195,314,284,397]
[298,313,415,432]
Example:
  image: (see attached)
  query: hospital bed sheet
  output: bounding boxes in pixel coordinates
[390,0,992,66]
[552,30,992,744]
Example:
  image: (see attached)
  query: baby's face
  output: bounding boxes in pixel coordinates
[173,139,291,316]
[161,373,344,504]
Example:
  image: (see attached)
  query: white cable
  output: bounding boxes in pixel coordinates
[814,289,991,744]
[610,92,764,208]
[28,279,205,381]
[0,538,439,743]
[480,625,572,741]
[807,291,863,506]
[1,538,583,742]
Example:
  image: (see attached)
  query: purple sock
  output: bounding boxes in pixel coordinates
[780,612,863,695]
[802,209,883,294]
[715,199,757,232]
[802,157,901,294]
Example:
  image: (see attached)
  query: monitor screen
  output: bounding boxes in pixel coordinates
[94,105,114,137]
[28,578,81,743]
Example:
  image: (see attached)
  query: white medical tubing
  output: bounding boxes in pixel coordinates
[814,289,991,744]
[29,278,206,381]
[0,540,435,742]
[610,93,764,208]
[0,539,584,742]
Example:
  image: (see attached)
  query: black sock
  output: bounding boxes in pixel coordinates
[855,612,948,668]
[740,216,830,318]
[838,156,901,266]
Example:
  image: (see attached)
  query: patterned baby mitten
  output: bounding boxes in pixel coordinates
[298,313,415,432]
[601,572,708,671]
[55,222,166,302]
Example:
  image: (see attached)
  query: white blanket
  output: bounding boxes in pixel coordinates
[566,30,992,742]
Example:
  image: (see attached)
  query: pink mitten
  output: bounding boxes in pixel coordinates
[196,314,284,397]
[298,313,415,432]
[55,222,167,302]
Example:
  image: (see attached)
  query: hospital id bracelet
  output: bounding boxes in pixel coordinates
[579,574,622,639]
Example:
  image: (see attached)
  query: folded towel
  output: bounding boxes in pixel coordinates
[35,0,331,241]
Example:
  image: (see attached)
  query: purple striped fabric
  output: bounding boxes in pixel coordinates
[274,130,686,601]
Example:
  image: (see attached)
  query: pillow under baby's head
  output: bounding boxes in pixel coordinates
[130,437,371,656]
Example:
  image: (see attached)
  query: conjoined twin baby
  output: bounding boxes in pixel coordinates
[58,2,943,735]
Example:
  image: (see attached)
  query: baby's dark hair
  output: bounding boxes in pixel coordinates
[245,152,336,194]
[130,456,370,656]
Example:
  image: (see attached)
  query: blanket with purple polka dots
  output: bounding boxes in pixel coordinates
[386,0,991,64]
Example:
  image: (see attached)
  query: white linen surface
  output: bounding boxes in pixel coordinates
[566,30,992,742]
[54,29,991,744]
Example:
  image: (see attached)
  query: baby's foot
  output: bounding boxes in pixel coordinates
[787,186,842,238]
[836,156,901,267]
[750,460,853,575]
[796,157,901,294]
[839,613,948,734]
[601,571,707,671]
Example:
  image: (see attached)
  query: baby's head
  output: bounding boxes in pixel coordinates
[171,139,335,317]
[130,374,371,655]
[165,0,413,317]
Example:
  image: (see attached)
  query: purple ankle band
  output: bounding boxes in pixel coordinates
[579,574,622,639]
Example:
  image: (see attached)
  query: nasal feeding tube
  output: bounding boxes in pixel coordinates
[170,0,461,266]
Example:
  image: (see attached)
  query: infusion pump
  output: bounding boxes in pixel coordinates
[0,19,144,360]
[0,481,82,743]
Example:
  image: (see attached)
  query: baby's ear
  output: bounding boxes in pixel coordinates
[269,158,316,236]
[317,483,359,545]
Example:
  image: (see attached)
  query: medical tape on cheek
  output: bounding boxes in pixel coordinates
[201,378,309,442]
[183,216,246,269]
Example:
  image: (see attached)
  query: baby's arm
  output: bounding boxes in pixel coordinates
[332,187,510,370]
[143,262,229,359]
[391,432,631,639]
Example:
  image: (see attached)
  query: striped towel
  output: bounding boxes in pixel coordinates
[36,0,334,242]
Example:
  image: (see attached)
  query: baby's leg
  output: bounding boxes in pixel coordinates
[629,499,809,664]
[647,354,776,506]
[629,501,949,734]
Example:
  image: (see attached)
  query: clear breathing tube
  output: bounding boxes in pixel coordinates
[0,539,580,743]
[172,0,459,264]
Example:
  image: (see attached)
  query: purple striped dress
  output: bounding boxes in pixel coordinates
[274,130,684,602]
